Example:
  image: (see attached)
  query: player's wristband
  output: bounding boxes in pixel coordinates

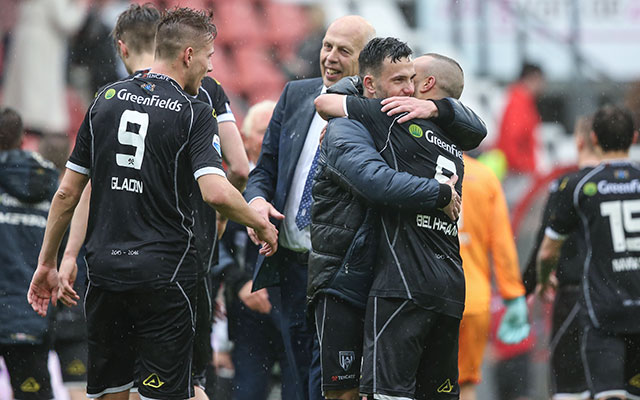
[431,99,454,125]
[436,183,452,208]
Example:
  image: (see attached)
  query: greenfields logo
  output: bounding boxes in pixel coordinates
[105,89,116,100]
[409,124,423,138]
[583,182,597,196]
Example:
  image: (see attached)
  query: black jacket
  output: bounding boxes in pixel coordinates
[308,98,486,309]
[0,150,58,344]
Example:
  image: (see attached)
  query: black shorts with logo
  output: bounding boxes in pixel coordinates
[360,297,460,400]
[549,285,588,397]
[314,294,365,393]
[84,281,196,400]
[0,343,53,400]
[581,314,640,400]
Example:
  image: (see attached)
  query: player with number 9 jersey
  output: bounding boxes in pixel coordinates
[66,71,224,291]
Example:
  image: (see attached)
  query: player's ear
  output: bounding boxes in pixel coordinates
[423,76,436,93]
[117,40,128,58]
[183,47,194,66]
[363,75,376,96]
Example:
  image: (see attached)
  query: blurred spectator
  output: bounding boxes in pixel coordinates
[2,0,88,135]
[624,80,640,129]
[0,107,59,400]
[69,1,120,97]
[496,63,546,175]
[282,5,325,81]
[0,0,19,81]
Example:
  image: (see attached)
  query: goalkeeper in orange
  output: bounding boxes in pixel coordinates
[457,154,530,400]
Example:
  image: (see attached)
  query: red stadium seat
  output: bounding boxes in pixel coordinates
[234,46,285,100]
[213,2,263,46]
[264,3,308,47]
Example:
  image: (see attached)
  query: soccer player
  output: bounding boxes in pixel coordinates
[315,39,474,399]
[522,115,599,400]
[58,4,250,399]
[27,8,277,400]
[537,105,640,400]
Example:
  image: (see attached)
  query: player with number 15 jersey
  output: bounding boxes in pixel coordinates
[66,71,224,291]
[547,161,640,333]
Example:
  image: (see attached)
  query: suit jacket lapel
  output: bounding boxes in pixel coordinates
[283,82,323,192]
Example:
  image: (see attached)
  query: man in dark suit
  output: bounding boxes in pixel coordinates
[243,15,375,400]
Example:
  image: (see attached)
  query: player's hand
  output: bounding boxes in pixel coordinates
[535,274,558,303]
[58,256,80,307]
[238,281,272,314]
[319,126,328,145]
[380,97,439,124]
[255,219,279,257]
[247,198,283,245]
[27,265,59,317]
[442,175,461,221]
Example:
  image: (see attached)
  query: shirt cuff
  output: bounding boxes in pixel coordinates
[248,196,266,205]
[431,98,454,125]
[194,167,226,180]
[66,161,90,176]
[217,112,236,124]
[545,226,568,241]
[436,183,452,208]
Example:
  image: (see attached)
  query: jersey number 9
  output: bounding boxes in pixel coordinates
[116,110,149,170]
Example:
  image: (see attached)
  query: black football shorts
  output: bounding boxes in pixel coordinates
[84,281,196,399]
[0,343,53,400]
[360,296,460,400]
[581,316,640,400]
[314,294,365,393]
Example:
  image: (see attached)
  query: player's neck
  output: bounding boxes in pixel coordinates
[600,150,630,162]
[149,61,185,89]
[124,53,155,75]
[578,153,600,168]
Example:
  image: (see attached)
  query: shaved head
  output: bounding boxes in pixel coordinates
[414,53,464,100]
[320,15,375,86]
[327,15,376,52]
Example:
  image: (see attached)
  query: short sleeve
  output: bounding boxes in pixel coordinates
[202,77,236,124]
[190,105,225,180]
[345,96,394,145]
[66,109,92,176]
[547,174,580,238]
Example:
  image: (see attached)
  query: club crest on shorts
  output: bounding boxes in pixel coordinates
[339,351,355,371]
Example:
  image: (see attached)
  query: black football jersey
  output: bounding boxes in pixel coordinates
[548,160,640,333]
[191,76,235,274]
[345,96,465,319]
[67,72,224,290]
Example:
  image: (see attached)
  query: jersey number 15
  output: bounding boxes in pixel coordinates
[600,199,640,252]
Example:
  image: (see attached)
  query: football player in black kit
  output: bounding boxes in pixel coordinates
[522,115,599,400]
[56,4,250,399]
[27,8,277,400]
[315,37,470,400]
[537,105,640,400]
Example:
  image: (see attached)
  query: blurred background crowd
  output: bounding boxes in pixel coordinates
[0,0,639,399]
